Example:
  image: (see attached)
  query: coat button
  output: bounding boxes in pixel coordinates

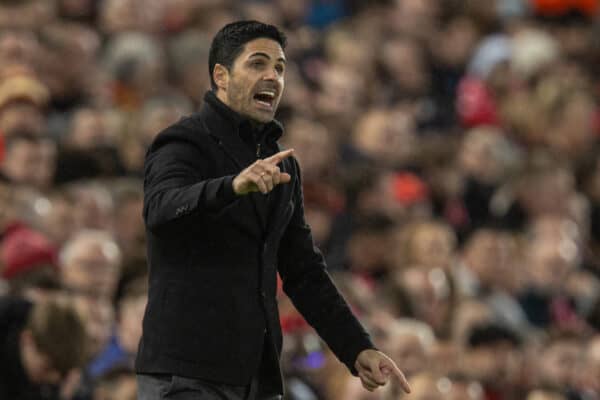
[261,291,266,299]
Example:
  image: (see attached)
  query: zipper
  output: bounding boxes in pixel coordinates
[256,143,261,158]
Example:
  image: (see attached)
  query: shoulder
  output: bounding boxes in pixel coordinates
[146,114,212,158]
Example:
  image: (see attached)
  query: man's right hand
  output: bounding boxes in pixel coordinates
[232,149,294,195]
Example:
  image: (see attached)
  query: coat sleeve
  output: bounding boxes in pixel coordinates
[143,140,239,235]
[277,159,375,375]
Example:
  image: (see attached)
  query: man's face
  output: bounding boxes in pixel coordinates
[2,139,42,185]
[219,38,285,123]
[539,341,582,387]
[61,242,119,298]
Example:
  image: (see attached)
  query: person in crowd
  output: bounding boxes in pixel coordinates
[0,294,88,399]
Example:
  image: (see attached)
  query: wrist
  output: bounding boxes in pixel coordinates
[222,175,239,199]
[231,175,243,195]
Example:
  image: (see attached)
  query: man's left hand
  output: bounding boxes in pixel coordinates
[354,349,411,393]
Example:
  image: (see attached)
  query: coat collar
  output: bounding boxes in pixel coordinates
[197,91,291,238]
[201,91,283,144]
[197,91,284,170]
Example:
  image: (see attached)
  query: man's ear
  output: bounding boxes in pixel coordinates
[213,64,229,92]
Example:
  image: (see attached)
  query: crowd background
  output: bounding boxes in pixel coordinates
[0,0,600,399]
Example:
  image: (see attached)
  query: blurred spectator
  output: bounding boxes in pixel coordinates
[536,333,586,398]
[0,295,88,399]
[390,266,455,338]
[37,22,102,111]
[383,318,436,378]
[346,214,395,278]
[461,323,524,400]
[55,107,126,183]
[349,108,419,170]
[0,0,56,30]
[457,228,531,334]
[67,182,116,232]
[28,189,77,248]
[457,34,511,128]
[111,179,145,262]
[0,29,41,72]
[1,132,45,187]
[386,0,439,40]
[519,216,585,329]
[282,116,336,182]
[58,229,121,383]
[451,299,494,345]
[57,0,98,23]
[59,229,121,299]
[458,126,524,231]
[390,218,456,271]
[88,276,147,378]
[167,29,212,105]
[103,32,167,109]
[0,67,49,137]
[315,62,367,134]
[377,35,430,102]
[582,335,600,394]
[119,93,192,175]
[0,222,59,300]
[323,25,375,79]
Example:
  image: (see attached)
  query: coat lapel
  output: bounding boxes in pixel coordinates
[209,130,269,235]
[209,125,256,171]
[199,94,284,237]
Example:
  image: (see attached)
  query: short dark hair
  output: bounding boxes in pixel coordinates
[208,20,287,90]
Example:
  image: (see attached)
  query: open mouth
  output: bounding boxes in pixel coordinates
[253,90,276,110]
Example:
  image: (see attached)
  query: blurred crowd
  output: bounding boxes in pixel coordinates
[0,0,599,399]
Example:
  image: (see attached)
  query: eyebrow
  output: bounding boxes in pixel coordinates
[248,52,286,64]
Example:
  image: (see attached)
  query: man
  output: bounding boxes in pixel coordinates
[59,229,122,300]
[0,295,88,399]
[59,229,121,364]
[136,20,411,399]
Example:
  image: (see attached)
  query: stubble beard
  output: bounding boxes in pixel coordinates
[227,79,274,123]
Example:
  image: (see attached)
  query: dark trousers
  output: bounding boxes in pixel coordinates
[137,374,251,400]
[137,336,283,400]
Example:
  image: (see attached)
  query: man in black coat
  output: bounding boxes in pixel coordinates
[135,20,411,400]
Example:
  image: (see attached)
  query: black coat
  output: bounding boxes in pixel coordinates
[135,92,374,385]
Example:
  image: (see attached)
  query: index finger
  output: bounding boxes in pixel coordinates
[264,149,294,164]
[386,361,411,394]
